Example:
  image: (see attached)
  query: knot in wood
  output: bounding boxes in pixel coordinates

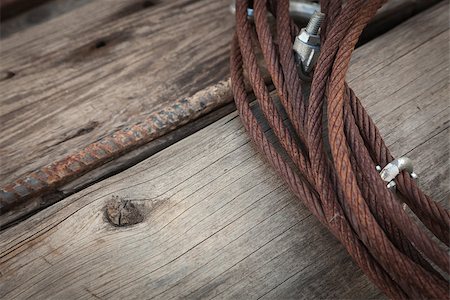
[105,196,144,227]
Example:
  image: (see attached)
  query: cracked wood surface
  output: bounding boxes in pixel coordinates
[1,2,449,300]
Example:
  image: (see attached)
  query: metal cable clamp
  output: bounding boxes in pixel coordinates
[293,11,324,75]
[376,156,418,191]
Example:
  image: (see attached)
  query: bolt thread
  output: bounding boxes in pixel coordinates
[305,11,325,34]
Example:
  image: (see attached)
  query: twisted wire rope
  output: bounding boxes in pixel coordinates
[230,0,449,298]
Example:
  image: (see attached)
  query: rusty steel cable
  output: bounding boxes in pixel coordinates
[230,0,449,298]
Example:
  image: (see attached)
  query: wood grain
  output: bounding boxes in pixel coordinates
[0,0,50,20]
[0,0,235,186]
[358,0,441,45]
[1,3,448,299]
[0,0,442,188]
[0,0,92,38]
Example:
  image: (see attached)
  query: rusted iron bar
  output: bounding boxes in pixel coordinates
[0,80,233,219]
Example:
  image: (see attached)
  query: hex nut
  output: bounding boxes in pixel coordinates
[297,28,320,46]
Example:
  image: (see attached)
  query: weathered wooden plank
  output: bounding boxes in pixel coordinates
[0,0,92,38]
[358,0,442,44]
[0,0,442,188]
[0,0,50,20]
[1,3,448,299]
[0,0,235,186]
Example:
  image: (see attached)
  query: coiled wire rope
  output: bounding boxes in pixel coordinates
[230,0,449,298]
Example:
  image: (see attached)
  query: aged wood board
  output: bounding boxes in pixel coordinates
[1,3,448,299]
[0,0,93,38]
[0,0,50,20]
[0,0,442,188]
[0,0,235,186]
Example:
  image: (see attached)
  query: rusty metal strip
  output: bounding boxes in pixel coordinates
[0,79,233,216]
